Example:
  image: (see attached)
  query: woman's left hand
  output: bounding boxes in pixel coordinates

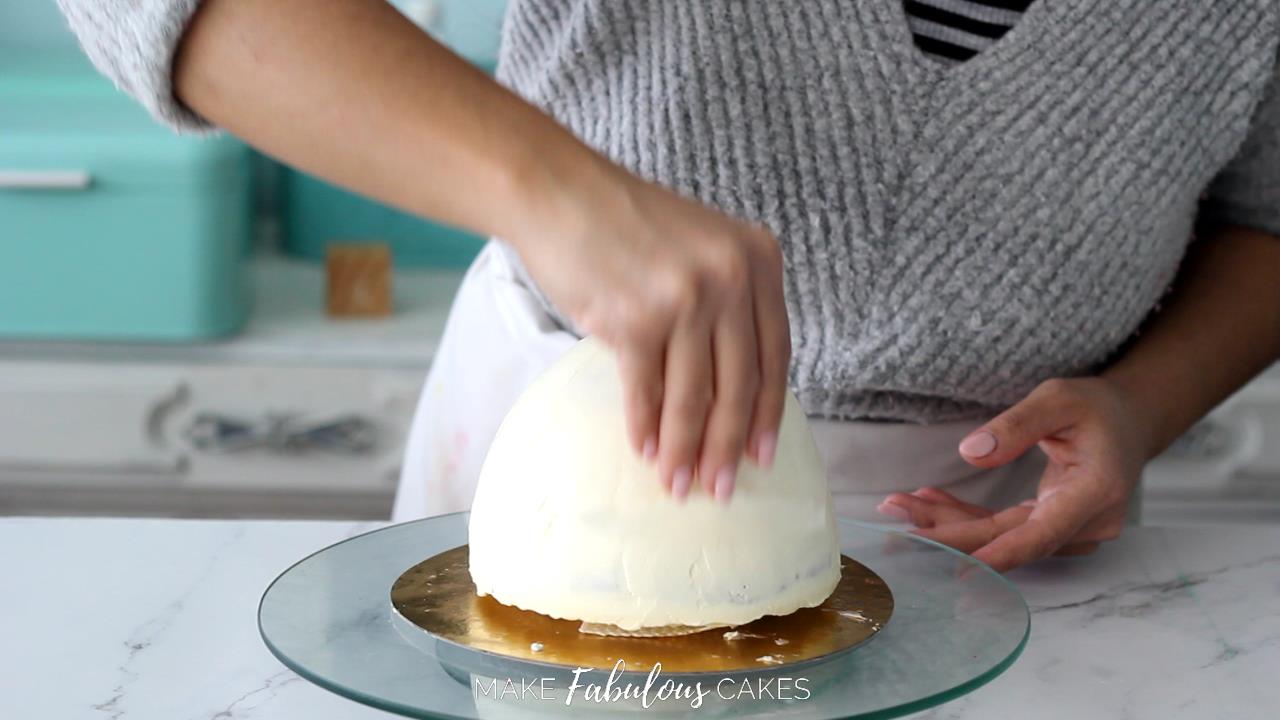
[877,377,1152,572]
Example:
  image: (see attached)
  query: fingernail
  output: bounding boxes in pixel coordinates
[714,466,736,504]
[756,432,778,468]
[876,501,911,522]
[672,466,693,500]
[642,437,657,462]
[959,430,997,458]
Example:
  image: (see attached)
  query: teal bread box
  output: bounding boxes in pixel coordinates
[279,59,493,268]
[0,53,252,341]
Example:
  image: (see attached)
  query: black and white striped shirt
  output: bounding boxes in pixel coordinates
[905,0,1035,63]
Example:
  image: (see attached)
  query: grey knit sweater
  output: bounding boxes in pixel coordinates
[59,0,1280,423]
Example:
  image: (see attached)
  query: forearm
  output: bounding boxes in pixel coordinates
[1103,225,1280,458]
[173,0,608,248]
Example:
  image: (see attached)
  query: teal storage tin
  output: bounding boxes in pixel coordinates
[0,53,252,341]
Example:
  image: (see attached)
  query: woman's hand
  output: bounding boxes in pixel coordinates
[515,161,791,503]
[173,0,789,503]
[167,0,790,503]
[877,377,1150,572]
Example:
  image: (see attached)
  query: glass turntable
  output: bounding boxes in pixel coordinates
[259,513,1028,719]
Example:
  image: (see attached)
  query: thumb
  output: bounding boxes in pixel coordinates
[959,380,1076,469]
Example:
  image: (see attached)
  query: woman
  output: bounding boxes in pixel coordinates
[60,0,1280,571]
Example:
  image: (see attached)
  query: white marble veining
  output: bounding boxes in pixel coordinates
[1,517,1275,719]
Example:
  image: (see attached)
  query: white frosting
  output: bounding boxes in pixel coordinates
[468,337,841,632]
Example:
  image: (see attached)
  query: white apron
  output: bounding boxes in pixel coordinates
[393,243,1044,524]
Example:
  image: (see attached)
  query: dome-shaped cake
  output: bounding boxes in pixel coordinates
[468,337,840,635]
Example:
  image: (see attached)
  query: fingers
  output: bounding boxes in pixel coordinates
[661,226,786,502]
[911,487,993,517]
[912,504,1033,553]
[970,516,1063,572]
[544,179,794,502]
[913,501,1111,569]
[658,315,714,500]
[1065,507,1127,544]
[616,341,665,461]
[971,482,1100,571]
[958,379,1078,469]
[1027,498,1112,555]
[698,289,759,503]
[877,491,988,528]
[914,485,1124,571]
[746,233,790,468]
[600,207,787,501]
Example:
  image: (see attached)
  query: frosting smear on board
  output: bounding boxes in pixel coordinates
[468,337,840,634]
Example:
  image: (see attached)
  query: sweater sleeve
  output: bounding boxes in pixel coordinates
[56,0,213,133]
[1202,56,1280,237]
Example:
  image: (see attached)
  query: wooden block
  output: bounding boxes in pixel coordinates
[326,243,393,317]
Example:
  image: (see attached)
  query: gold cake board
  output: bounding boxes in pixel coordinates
[390,545,893,674]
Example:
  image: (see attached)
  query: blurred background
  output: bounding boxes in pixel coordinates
[1,1,1277,524]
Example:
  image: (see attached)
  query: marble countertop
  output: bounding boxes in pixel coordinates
[3,517,1276,719]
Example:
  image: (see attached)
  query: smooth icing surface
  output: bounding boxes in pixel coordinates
[468,337,840,632]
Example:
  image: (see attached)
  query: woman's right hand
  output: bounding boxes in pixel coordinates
[513,161,791,503]
[166,0,786,500]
